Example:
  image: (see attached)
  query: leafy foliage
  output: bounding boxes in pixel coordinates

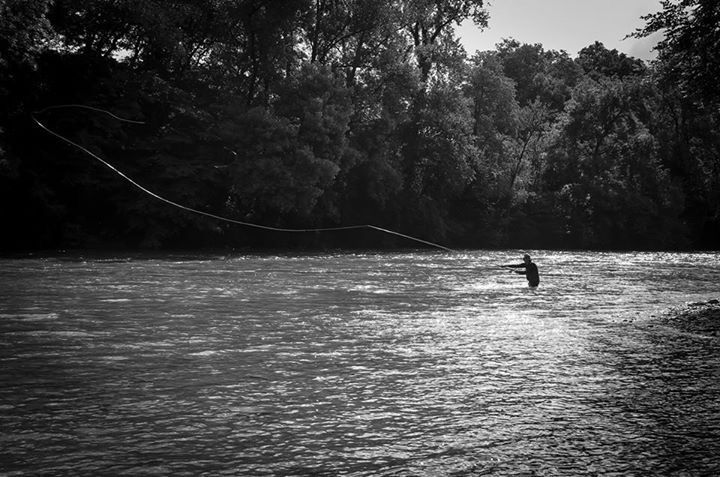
[0,1,717,250]
[635,0,720,104]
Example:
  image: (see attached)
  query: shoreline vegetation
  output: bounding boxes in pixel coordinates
[2,1,719,252]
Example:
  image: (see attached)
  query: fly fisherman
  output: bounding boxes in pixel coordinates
[503,253,539,287]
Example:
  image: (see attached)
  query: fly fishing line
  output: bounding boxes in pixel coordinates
[32,105,455,252]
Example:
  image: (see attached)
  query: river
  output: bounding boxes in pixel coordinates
[1,250,719,475]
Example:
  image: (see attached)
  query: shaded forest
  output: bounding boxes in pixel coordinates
[1,0,718,251]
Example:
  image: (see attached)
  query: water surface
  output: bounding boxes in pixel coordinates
[1,250,719,475]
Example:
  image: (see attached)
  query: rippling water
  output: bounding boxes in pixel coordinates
[1,250,719,476]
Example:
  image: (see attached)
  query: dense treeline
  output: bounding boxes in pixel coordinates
[1,0,718,250]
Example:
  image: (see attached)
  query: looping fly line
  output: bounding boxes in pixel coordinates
[32,104,455,253]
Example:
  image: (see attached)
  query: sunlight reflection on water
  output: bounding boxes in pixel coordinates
[1,250,719,475]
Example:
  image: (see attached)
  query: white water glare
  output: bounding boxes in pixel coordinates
[1,250,719,475]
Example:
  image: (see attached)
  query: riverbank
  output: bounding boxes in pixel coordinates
[656,299,720,337]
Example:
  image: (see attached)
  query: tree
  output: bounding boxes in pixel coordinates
[0,0,53,72]
[634,0,720,248]
[576,41,646,79]
[225,64,351,226]
[49,0,132,57]
[0,0,56,248]
[634,0,720,105]
[402,0,488,81]
[464,51,556,245]
[0,0,54,138]
[397,80,478,240]
[495,39,580,111]
[644,64,720,249]
[466,52,517,140]
[543,77,685,248]
[465,53,516,199]
[338,48,420,234]
[503,100,551,196]
[205,0,308,106]
[1,0,710,250]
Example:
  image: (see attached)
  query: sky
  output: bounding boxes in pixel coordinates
[458,0,665,60]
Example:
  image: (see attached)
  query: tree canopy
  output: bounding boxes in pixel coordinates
[1,0,718,251]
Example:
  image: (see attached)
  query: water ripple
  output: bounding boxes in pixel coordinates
[0,251,719,475]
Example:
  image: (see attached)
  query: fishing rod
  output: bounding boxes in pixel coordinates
[32,104,455,253]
